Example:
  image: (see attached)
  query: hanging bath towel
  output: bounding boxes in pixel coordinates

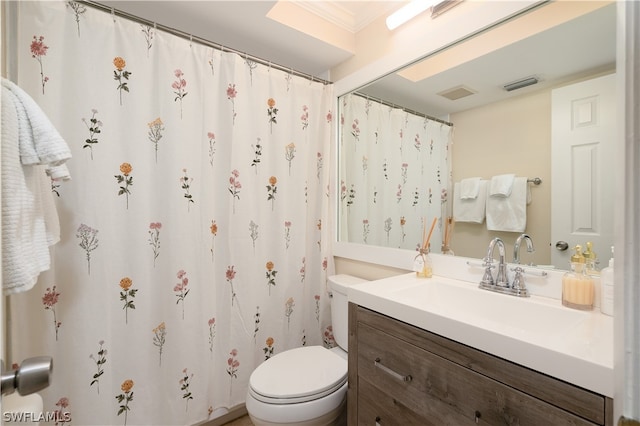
[1,78,71,169]
[1,79,70,295]
[453,180,488,223]
[489,173,515,197]
[486,177,530,232]
[460,177,482,199]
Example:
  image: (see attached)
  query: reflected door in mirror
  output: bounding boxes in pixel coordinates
[551,73,616,270]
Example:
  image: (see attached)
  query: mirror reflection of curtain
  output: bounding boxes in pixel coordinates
[339,94,452,251]
[7,1,334,424]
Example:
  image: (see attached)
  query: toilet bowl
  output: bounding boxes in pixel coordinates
[246,346,347,426]
[246,274,367,426]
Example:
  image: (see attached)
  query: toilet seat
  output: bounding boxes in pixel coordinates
[248,346,347,405]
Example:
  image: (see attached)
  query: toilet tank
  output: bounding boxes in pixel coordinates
[329,274,368,351]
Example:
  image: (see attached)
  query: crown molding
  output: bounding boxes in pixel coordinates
[296,1,400,33]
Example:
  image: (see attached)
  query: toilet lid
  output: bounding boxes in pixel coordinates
[249,346,347,401]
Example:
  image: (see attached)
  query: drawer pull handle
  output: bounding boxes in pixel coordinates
[374,358,412,382]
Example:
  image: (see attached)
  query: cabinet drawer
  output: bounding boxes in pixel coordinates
[357,378,435,426]
[357,321,597,425]
[352,304,609,425]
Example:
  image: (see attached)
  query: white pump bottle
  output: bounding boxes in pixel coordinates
[600,246,614,316]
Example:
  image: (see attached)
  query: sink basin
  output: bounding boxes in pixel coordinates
[348,271,613,397]
[388,276,590,344]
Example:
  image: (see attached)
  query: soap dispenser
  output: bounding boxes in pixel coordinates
[562,245,594,310]
[600,246,614,316]
[583,241,598,275]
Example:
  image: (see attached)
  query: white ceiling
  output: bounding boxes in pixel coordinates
[98,1,402,78]
[97,1,616,117]
[360,2,616,117]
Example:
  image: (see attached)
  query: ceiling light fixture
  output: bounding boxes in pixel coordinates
[432,0,463,18]
[386,0,437,31]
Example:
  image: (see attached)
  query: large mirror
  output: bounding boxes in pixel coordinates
[337,2,616,270]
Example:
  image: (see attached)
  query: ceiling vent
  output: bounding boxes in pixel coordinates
[437,85,477,101]
[503,76,539,92]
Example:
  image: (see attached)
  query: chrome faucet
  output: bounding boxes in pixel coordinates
[480,237,509,288]
[476,235,540,298]
[513,233,534,264]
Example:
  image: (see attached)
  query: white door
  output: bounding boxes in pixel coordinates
[551,73,616,270]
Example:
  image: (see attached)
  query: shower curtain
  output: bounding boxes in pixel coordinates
[6,2,334,425]
[338,93,452,251]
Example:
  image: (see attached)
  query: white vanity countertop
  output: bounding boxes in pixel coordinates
[348,272,614,397]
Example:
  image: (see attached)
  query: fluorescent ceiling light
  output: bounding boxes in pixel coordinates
[386,0,437,30]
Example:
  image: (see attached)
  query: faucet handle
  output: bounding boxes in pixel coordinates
[512,266,525,284]
[480,257,495,286]
[510,266,530,297]
[481,257,495,268]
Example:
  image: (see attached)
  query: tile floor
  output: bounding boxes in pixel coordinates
[223,414,253,426]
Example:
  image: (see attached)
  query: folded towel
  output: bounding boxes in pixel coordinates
[460,177,481,200]
[453,180,487,223]
[489,174,515,197]
[1,78,72,167]
[486,177,529,232]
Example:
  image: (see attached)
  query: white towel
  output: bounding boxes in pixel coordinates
[1,86,54,295]
[453,180,487,223]
[46,164,72,181]
[489,174,515,197]
[460,177,481,200]
[486,177,530,232]
[1,80,67,295]
[1,78,72,179]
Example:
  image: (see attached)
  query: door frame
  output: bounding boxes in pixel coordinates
[616,0,640,422]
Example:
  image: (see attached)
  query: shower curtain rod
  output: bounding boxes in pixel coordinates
[352,91,453,127]
[79,1,333,86]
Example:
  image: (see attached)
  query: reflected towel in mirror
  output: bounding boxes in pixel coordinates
[489,174,515,197]
[460,177,481,199]
[453,180,487,223]
[486,177,530,232]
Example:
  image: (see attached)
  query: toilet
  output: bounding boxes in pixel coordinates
[246,274,367,426]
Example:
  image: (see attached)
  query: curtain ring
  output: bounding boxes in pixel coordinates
[111,7,115,23]
[153,22,157,30]
[189,34,193,47]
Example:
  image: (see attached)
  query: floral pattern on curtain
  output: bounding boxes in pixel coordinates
[7,2,334,425]
[338,94,452,251]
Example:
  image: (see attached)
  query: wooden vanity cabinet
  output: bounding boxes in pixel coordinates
[347,303,613,426]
